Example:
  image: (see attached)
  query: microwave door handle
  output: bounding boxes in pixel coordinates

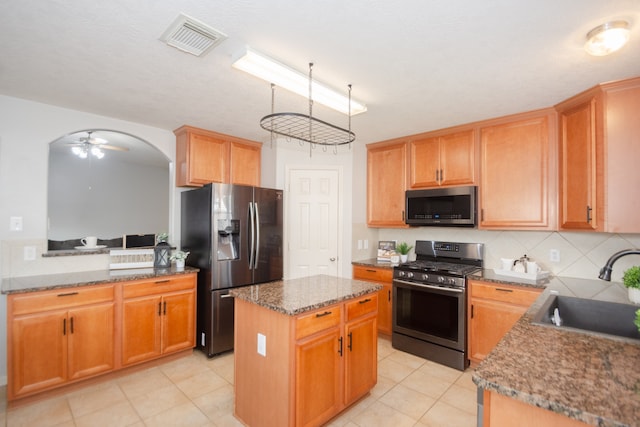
[253,202,260,270]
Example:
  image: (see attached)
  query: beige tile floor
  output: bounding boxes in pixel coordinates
[0,337,478,427]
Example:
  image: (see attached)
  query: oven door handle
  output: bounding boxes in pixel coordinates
[394,279,464,294]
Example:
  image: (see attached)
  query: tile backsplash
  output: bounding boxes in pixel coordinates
[365,227,640,284]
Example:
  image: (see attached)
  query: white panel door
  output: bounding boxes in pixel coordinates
[287,168,340,279]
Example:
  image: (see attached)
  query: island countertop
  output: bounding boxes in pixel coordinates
[230,274,382,316]
[472,276,640,427]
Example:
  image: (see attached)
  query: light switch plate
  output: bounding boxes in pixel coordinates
[10,216,22,231]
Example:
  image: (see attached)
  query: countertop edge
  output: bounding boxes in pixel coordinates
[1,267,199,294]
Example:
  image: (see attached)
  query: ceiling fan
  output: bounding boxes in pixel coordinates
[65,131,129,159]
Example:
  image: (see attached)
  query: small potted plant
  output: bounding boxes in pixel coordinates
[622,265,640,304]
[396,242,413,263]
[170,250,190,270]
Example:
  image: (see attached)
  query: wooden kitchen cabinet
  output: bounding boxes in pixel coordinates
[556,77,640,232]
[352,265,393,335]
[174,125,261,187]
[343,297,377,405]
[410,128,476,188]
[366,138,409,227]
[467,280,541,364]
[479,109,556,229]
[121,274,196,366]
[7,284,115,400]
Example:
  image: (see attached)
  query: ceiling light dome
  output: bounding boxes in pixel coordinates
[585,20,630,56]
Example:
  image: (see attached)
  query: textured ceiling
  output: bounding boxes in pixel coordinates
[1,0,639,146]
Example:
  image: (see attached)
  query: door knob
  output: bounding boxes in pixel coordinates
[330,257,336,261]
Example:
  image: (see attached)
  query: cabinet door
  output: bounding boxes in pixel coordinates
[480,115,550,229]
[229,141,261,186]
[468,298,525,363]
[11,311,67,398]
[558,98,598,230]
[68,303,115,380]
[344,315,377,405]
[367,141,408,227]
[161,290,196,354]
[439,130,476,186]
[189,133,228,185]
[410,137,440,187]
[122,295,162,366]
[377,282,393,335]
[295,327,342,427]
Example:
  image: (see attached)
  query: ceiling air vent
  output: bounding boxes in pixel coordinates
[160,13,227,57]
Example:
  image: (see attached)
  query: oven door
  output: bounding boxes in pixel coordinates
[393,278,466,351]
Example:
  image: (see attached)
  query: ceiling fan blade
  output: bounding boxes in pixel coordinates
[101,145,129,151]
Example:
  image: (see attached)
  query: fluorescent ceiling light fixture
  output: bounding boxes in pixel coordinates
[585,20,630,56]
[232,48,367,115]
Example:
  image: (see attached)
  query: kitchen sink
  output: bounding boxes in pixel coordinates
[531,294,640,341]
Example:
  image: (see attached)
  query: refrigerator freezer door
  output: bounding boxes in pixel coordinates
[203,289,235,357]
[253,187,284,284]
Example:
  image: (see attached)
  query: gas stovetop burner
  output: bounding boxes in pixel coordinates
[399,260,481,276]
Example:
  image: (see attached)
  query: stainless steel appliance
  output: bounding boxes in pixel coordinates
[405,185,477,226]
[181,183,283,357]
[392,240,483,370]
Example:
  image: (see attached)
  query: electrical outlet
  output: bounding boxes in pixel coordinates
[24,246,36,261]
[257,333,266,356]
[357,240,363,250]
[363,239,369,249]
[549,249,560,263]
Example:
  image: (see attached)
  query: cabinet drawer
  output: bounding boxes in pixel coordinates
[346,294,378,322]
[122,274,196,299]
[295,305,341,340]
[469,281,541,306]
[353,266,393,282]
[10,284,114,316]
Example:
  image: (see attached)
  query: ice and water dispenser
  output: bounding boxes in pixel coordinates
[217,219,239,260]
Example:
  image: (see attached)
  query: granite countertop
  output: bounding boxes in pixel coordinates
[472,275,640,427]
[1,267,198,294]
[230,274,382,316]
[351,258,396,269]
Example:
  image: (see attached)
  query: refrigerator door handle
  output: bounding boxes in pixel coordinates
[253,202,260,270]
[248,202,256,270]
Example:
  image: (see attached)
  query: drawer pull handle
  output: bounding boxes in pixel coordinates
[315,311,332,318]
[359,298,372,304]
[365,269,376,273]
[496,288,514,293]
[155,279,170,284]
[57,292,79,297]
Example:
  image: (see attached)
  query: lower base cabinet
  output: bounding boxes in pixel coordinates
[352,265,393,335]
[7,273,196,401]
[234,293,378,427]
[468,280,542,364]
[483,390,590,427]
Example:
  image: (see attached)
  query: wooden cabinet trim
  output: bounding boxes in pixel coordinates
[10,284,114,316]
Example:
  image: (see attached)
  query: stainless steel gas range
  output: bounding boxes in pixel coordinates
[392,240,483,371]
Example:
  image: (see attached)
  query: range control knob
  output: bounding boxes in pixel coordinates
[437,276,445,283]
[406,272,414,279]
[447,278,456,285]
[421,273,429,281]
[398,271,405,277]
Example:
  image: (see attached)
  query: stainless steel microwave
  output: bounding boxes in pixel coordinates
[405,186,477,226]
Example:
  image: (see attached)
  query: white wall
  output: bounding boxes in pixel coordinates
[0,95,180,385]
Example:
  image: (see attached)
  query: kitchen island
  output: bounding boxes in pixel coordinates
[230,275,381,427]
[471,273,640,427]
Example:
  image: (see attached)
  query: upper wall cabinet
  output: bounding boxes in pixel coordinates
[366,139,409,228]
[409,128,477,188]
[556,77,640,233]
[174,125,261,187]
[479,109,557,230]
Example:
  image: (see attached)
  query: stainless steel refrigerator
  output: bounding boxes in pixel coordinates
[181,183,283,357]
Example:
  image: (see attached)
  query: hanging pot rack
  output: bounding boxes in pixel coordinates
[259,63,356,154]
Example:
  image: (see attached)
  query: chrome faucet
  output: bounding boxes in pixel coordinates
[598,249,640,281]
